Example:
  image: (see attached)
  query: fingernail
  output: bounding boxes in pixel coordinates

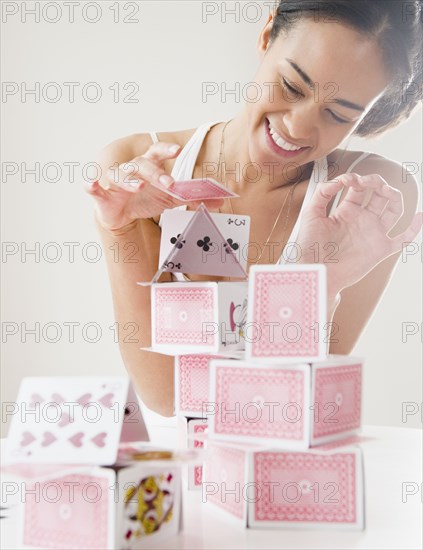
[168,144,180,154]
[159,174,173,187]
[126,179,141,189]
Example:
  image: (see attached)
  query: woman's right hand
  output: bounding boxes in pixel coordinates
[84,141,224,233]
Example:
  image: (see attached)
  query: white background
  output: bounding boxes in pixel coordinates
[1,1,422,435]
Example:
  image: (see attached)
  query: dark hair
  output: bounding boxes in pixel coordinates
[269,0,422,137]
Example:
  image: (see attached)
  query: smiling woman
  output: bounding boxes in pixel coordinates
[86,0,422,416]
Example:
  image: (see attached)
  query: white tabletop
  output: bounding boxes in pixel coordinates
[1,425,422,550]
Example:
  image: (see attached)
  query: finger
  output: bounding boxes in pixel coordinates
[83,180,111,201]
[365,191,390,216]
[358,174,403,205]
[390,212,423,255]
[339,184,366,207]
[106,166,146,193]
[143,141,181,163]
[370,190,403,225]
[186,198,225,210]
[108,155,172,193]
[307,178,345,217]
[337,172,378,207]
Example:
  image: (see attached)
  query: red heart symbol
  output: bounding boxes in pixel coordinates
[69,432,84,447]
[41,432,57,447]
[99,393,114,409]
[20,431,36,447]
[91,432,107,448]
[51,393,65,403]
[76,393,92,406]
[58,413,71,427]
[30,393,44,405]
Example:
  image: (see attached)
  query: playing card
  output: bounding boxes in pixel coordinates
[138,203,248,285]
[160,178,239,201]
[202,443,248,524]
[20,468,115,549]
[249,447,364,529]
[152,283,218,351]
[217,282,248,350]
[116,464,182,548]
[175,355,224,417]
[246,264,327,363]
[159,207,250,271]
[311,359,362,445]
[151,282,247,353]
[208,360,310,449]
[4,377,149,465]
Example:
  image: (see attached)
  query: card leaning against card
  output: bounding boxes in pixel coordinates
[4,377,149,465]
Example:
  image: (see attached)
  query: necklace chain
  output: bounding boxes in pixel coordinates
[217,119,301,266]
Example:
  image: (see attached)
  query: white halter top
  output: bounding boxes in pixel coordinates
[150,120,371,280]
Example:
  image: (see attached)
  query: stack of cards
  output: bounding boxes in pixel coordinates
[141,198,252,491]
[2,377,184,549]
[199,263,365,529]
[138,201,366,527]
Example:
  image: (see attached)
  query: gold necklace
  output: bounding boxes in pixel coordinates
[217,119,301,267]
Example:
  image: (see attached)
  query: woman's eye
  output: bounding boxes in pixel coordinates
[282,78,303,98]
[328,111,351,124]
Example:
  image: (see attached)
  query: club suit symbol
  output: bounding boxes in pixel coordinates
[197,236,212,252]
[228,218,245,226]
[164,261,182,270]
[170,234,185,249]
[224,238,239,254]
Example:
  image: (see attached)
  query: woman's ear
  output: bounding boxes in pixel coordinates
[257,12,274,59]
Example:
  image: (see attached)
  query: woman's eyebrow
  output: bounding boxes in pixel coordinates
[284,58,366,112]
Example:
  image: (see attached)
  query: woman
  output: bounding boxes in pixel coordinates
[85,0,422,416]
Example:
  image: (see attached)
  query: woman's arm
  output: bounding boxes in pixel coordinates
[94,135,175,416]
[329,155,420,354]
[89,134,224,416]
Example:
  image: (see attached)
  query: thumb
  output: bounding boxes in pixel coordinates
[391,211,423,254]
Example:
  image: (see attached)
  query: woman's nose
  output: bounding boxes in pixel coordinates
[283,105,316,144]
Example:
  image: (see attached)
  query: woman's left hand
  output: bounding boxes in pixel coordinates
[294,173,423,295]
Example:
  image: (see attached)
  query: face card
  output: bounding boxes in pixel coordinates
[311,360,362,445]
[5,377,148,465]
[158,205,250,273]
[152,283,219,351]
[187,419,208,490]
[160,178,239,202]
[208,360,310,449]
[21,469,115,549]
[246,264,327,363]
[217,282,248,350]
[117,464,181,549]
[249,448,364,530]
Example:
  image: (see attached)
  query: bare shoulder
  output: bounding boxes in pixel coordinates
[329,148,419,235]
[96,127,197,188]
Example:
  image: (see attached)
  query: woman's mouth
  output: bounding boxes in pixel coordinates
[265,118,310,158]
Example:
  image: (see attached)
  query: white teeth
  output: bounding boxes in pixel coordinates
[268,122,303,151]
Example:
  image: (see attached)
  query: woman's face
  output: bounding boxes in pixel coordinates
[247,17,390,169]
